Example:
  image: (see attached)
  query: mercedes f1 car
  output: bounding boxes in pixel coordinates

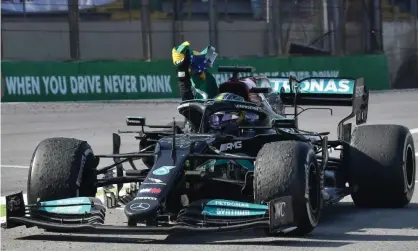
[3,66,416,237]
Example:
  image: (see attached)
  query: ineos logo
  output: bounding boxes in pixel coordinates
[274,201,286,219]
[129,203,150,211]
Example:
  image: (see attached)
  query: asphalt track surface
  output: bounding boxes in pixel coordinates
[2,90,418,251]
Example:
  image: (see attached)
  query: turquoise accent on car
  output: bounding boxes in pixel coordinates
[202,206,267,217]
[39,197,92,215]
[198,158,254,171]
[198,159,217,169]
[205,199,269,210]
[269,77,355,94]
[202,199,268,217]
[213,159,254,170]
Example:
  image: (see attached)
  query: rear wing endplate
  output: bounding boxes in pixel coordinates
[270,76,369,141]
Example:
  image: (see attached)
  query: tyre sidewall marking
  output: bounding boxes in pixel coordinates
[76,147,93,195]
[403,133,415,192]
[304,148,318,228]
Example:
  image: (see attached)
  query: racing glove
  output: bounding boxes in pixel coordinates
[174,49,194,101]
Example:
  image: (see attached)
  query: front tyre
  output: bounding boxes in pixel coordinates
[254,141,322,236]
[27,137,98,205]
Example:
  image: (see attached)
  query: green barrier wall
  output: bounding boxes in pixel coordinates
[1,60,178,102]
[1,55,389,102]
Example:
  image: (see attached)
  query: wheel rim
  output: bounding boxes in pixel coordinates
[405,144,415,189]
[308,163,320,213]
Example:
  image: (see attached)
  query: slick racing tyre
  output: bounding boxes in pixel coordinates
[27,137,98,205]
[254,141,322,236]
[348,124,416,208]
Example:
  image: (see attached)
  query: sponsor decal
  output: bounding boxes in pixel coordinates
[4,74,173,96]
[214,70,341,86]
[216,208,251,216]
[355,80,364,97]
[214,200,249,208]
[269,196,294,228]
[139,188,161,194]
[152,166,175,176]
[270,78,354,94]
[202,207,266,216]
[235,104,260,111]
[129,203,150,211]
[206,199,268,210]
[148,178,164,183]
[273,201,286,219]
[134,197,157,201]
[142,177,166,185]
[219,141,242,152]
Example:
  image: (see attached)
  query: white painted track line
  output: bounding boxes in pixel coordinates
[1,165,29,169]
[410,128,418,134]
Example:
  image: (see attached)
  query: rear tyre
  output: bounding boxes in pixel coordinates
[254,141,322,236]
[348,124,416,208]
[27,137,98,205]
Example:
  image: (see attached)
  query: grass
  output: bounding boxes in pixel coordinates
[1,205,5,217]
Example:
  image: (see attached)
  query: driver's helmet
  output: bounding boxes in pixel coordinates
[208,93,259,135]
[208,93,245,133]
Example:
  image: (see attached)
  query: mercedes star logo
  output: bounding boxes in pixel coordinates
[130,202,151,211]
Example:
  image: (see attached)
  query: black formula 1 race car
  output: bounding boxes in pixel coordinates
[3,66,416,237]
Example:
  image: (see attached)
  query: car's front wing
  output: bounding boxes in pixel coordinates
[2,191,296,235]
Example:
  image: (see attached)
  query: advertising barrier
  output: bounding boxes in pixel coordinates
[1,61,178,102]
[1,55,390,102]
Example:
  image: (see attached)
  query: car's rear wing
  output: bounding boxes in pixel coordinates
[269,77,364,106]
[269,76,369,141]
